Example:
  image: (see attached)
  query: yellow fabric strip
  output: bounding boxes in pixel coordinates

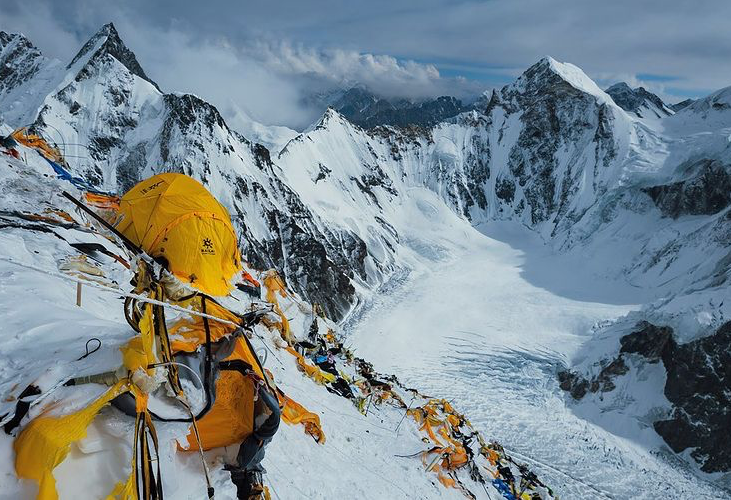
[14,381,128,500]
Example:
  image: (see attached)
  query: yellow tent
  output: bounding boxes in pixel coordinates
[115,173,241,296]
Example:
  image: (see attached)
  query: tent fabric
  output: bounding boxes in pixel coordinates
[11,128,115,195]
[115,174,241,296]
[263,271,293,343]
[277,390,325,444]
[184,369,257,451]
[11,128,65,164]
[14,381,128,500]
[405,399,476,494]
[168,299,241,352]
[14,303,159,500]
[285,346,336,385]
[85,192,120,210]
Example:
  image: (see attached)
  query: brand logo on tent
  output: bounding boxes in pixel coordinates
[201,238,215,255]
[141,180,165,195]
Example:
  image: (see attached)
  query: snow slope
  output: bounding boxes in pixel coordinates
[0,147,556,500]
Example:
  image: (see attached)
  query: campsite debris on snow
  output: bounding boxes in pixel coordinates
[0,129,557,499]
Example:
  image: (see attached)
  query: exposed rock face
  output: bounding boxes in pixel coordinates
[654,321,731,473]
[0,32,45,97]
[561,321,731,473]
[605,82,672,118]
[157,95,370,320]
[643,160,731,218]
[327,87,466,129]
[670,99,695,112]
[619,321,675,361]
[490,57,620,226]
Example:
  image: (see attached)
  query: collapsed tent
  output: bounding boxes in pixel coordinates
[10,127,115,196]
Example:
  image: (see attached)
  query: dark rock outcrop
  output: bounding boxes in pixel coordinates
[561,320,731,472]
[619,322,675,362]
[605,82,672,118]
[643,160,731,218]
[558,356,629,399]
[558,370,589,400]
[653,321,731,473]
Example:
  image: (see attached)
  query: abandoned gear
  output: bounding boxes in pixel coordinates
[227,386,280,498]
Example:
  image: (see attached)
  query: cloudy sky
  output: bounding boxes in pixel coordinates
[2,0,730,129]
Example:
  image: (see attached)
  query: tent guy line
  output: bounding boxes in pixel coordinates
[0,254,285,367]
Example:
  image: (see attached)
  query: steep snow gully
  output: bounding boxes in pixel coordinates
[347,218,727,499]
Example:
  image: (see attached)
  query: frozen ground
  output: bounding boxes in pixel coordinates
[347,220,727,499]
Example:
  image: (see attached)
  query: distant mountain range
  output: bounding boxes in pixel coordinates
[307,86,470,129]
[310,78,697,130]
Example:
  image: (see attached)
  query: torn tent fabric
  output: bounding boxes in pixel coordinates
[13,381,128,500]
[276,390,325,444]
[285,346,336,385]
[262,271,293,343]
[11,128,65,164]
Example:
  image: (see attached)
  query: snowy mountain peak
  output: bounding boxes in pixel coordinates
[667,85,731,131]
[516,56,612,104]
[309,106,355,132]
[0,30,47,98]
[605,82,673,118]
[67,22,160,92]
[685,85,731,114]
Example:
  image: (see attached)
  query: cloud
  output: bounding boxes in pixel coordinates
[246,40,459,98]
[0,1,81,59]
[2,0,731,126]
[0,1,482,129]
[117,25,475,129]
[109,24,316,129]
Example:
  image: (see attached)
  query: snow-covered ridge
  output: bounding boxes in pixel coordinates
[543,57,614,104]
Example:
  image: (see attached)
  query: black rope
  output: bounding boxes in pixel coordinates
[76,338,101,361]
